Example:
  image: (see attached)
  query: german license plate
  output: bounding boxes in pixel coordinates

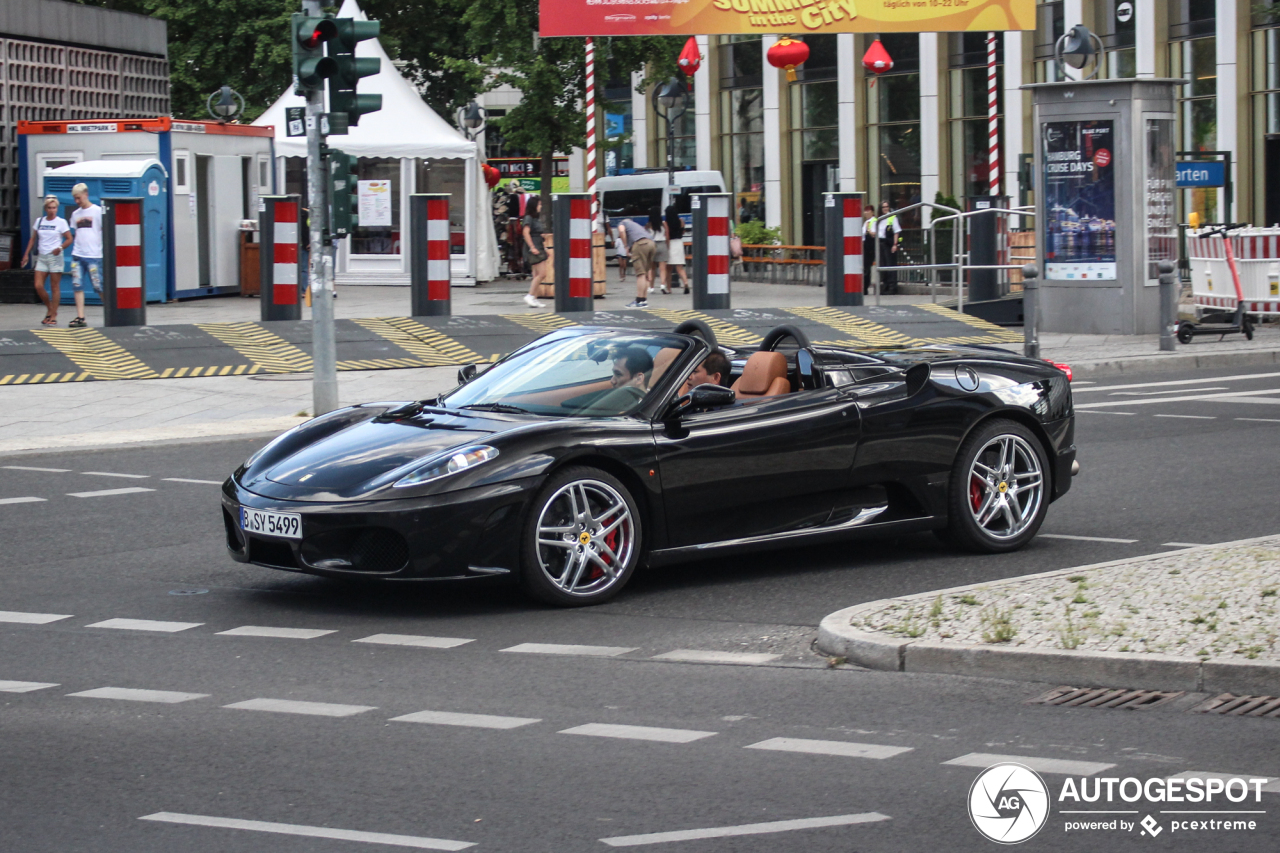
[240,507,301,539]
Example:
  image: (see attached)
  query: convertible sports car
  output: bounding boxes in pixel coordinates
[223,321,1076,606]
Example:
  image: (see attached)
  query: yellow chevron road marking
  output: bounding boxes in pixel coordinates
[641,308,763,348]
[501,312,578,335]
[33,328,159,380]
[351,317,482,366]
[785,306,923,348]
[916,303,1023,342]
[196,323,312,373]
[336,357,435,371]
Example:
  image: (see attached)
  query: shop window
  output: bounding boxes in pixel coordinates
[351,157,400,256]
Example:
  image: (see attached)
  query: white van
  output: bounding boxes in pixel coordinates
[597,170,726,238]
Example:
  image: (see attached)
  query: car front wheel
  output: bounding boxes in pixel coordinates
[946,419,1049,552]
[519,467,642,606]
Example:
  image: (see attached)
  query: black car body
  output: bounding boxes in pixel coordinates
[223,323,1075,605]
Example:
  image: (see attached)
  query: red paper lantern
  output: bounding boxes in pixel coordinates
[482,164,501,188]
[677,37,702,78]
[766,37,809,83]
[862,39,894,82]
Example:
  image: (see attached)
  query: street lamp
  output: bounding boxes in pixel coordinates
[653,78,688,186]
[456,100,487,141]
[206,86,245,123]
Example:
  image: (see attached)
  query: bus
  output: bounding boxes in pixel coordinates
[597,170,726,244]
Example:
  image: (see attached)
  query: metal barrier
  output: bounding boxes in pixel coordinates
[1186,227,1280,315]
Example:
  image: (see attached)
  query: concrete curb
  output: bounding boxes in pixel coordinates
[1064,346,1280,379]
[816,535,1280,695]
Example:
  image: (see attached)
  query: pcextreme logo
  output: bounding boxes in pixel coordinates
[968,763,1269,844]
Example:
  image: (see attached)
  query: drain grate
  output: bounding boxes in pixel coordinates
[1029,686,1184,710]
[1192,694,1280,718]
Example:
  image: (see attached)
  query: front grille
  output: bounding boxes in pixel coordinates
[249,537,298,569]
[1193,694,1280,718]
[1028,686,1184,710]
[300,527,409,574]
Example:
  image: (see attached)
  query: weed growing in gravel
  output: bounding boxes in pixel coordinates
[1262,589,1277,598]
[1059,606,1082,650]
[980,607,1016,644]
[896,608,925,638]
[957,594,979,606]
[929,596,944,627]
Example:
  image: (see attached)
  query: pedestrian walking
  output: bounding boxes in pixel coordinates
[612,221,628,282]
[616,216,656,308]
[664,205,690,294]
[521,196,549,308]
[875,200,901,295]
[67,183,103,328]
[649,208,669,295]
[862,208,878,283]
[21,196,72,326]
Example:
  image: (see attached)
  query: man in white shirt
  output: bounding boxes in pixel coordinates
[875,200,902,294]
[21,195,72,326]
[68,183,103,328]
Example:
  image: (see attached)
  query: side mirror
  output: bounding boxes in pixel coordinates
[673,383,736,416]
[457,363,480,385]
[904,362,931,396]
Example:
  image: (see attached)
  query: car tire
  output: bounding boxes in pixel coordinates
[945,419,1050,553]
[519,466,642,607]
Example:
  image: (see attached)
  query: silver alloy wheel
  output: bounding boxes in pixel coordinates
[535,478,635,597]
[966,433,1045,541]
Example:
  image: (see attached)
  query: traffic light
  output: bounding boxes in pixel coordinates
[291,13,338,95]
[327,147,360,237]
[327,17,383,129]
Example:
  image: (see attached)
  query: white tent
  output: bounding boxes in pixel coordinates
[254,0,497,283]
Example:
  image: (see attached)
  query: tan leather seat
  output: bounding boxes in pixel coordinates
[649,347,681,386]
[731,351,790,400]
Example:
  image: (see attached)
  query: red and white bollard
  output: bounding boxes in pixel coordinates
[102,197,146,326]
[552,193,594,313]
[410,194,451,316]
[824,193,864,306]
[691,192,732,310]
[258,195,302,322]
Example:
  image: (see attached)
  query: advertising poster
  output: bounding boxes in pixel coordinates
[538,0,1034,37]
[1145,118,1177,283]
[1043,120,1117,281]
[357,180,393,227]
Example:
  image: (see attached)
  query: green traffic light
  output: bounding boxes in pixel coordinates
[325,17,383,128]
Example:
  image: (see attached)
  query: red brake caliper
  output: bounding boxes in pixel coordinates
[970,476,984,512]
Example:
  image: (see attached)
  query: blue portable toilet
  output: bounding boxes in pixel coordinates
[42,160,169,305]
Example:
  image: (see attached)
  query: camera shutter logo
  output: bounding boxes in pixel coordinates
[968,763,1050,844]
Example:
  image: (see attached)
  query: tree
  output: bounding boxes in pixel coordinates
[361,0,483,119]
[459,0,682,220]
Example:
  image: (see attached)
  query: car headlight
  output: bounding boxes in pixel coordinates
[393,445,499,488]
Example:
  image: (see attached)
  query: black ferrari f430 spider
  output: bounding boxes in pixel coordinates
[223,322,1076,606]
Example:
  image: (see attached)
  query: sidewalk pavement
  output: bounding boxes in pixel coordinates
[817,535,1280,696]
[0,267,1277,454]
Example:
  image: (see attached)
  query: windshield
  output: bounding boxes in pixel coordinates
[441,330,690,418]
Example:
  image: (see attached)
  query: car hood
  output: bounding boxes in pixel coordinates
[241,413,494,501]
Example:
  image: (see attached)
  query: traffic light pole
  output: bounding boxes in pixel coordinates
[302,0,338,415]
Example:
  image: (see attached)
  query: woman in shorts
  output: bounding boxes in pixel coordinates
[21,196,72,326]
[664,205,689,294]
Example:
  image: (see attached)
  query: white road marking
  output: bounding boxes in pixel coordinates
[162,478,223,485]
[390,710,541,729]
[0,610,72,624]
[1076,388,1280,409]
[138,812,475,850]
[1154,414,1216,420]
[600,812,891,847]
[0,497,46,505]
[1074,371,1280,393]
[1167,772,1280,794]
[69,687,208,703]
[223,698,376,717]
[1162,542,1209,548]
[1220,397,1280,405]
[353,634,474,649]
[1077,410,1136,415]
[651,650,781,664]
[944,752,1114,776]
[1039,534,1139,544]
[744,737,913,760]
[0,680,59,693]
[81,471,150,479]
[558,723,716,743]
[1111,387,1228,396]
[501,642,636,657]
[216,626,336,639]
[67,487,155,498]
[86,618,202,633]
[2,465,69,472]
[1237,417,1280,423]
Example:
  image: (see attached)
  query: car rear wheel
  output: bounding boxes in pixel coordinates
[519,467,642,606]
[946,419,1049,552]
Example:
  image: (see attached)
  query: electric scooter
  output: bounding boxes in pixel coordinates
[1177,224,1255,344]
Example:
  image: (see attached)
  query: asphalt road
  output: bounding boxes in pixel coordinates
[1,363,1278,851]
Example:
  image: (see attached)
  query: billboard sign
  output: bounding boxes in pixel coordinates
[1043,120,1117,281]
[539,0,1034,37]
